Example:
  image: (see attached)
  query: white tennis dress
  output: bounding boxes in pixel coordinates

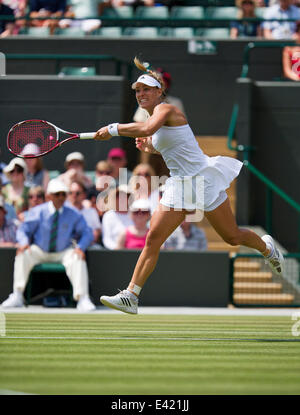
[151,124,243,211]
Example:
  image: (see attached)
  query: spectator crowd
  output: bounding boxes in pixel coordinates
[0,145,208,310]
[1,0,300,42]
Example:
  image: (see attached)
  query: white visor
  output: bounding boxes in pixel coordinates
[132,74,162,90]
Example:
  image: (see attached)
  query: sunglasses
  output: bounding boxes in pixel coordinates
[110,156,123,161]
[242,1,254,4]
[137,173,151,178]
[29,194,44,199]
[53,192,66,197]
[132,210,150,215]
[97,170,112,175]
[10,166,24,174]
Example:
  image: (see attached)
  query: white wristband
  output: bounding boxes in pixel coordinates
[107,123,119,136]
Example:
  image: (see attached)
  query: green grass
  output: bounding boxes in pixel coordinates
[0,313,300,395]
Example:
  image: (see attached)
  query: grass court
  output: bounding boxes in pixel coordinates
[1,313,300,395]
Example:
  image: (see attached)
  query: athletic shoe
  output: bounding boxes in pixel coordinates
[1,291,24,308]
[100,290,138,315]
[262,234,284,276]
[76,295,96,312]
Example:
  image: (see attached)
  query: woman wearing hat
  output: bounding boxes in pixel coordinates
[21,144,50,191]
[58,152,93,190]
[95,56,284,314]
[2,158,30,218]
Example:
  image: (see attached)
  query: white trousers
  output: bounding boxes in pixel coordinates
[13,245,89,300]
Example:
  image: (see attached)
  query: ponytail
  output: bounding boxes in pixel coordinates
[133,56,166,97]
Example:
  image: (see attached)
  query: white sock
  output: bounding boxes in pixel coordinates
[127,284,142,297]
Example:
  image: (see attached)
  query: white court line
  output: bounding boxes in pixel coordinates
[0,389,35,395]
[1,336,296,342]
[5,328,288,335]
[1,306,299,316]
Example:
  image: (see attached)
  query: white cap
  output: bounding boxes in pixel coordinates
[4,157,27,175]
[47,179,69,194]
[132,74,162,90]
[21,143,41,156]
[130,198,151,212]
[65,152,84,164]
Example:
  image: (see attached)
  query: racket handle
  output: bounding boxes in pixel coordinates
[79,132,96,140]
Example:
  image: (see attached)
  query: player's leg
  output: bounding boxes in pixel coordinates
[100,204,186,314]
[205,198,284,274]
[128,204,187,289]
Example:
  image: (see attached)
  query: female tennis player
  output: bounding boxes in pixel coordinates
[95,57,284,314]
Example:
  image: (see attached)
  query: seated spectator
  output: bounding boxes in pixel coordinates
[95,160,115,192]
[101,185,133,249]
[107,147,132,186]
[21,144,50,191]
[58,0,101,34]
[0,146,9,186]
[58,152,93,190]
[29,0,67,34]
[66,180,102,247]
[116,198,150,250]
[0,0,15,37]
[282,21,300,80]
[0,177,17,222]
[109,0,154,8]
[129,163,160,213]
[230,0,262,38]
[0,195,17,247]
[134,66,185,122]
[263,0,300,39]
[164,220,207,251]
[2,158,30,218]
[18,185,45,221]
[5,0,28,33]
[1,178,95,311]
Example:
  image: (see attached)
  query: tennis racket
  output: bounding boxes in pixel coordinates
[7,119,96,158]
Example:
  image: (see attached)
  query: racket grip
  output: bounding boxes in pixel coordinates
[79,133,96,140]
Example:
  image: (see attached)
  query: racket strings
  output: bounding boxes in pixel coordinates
[8,121,57,156]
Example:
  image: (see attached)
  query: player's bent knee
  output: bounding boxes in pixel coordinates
[223,234,241,246]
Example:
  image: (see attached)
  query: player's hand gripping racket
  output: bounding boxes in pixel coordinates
[7,119,96,158]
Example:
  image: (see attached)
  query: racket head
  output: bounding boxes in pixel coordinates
[7,119,60,158]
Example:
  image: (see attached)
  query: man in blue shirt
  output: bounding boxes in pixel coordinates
[1,179,96,311]
[263,0,300,39]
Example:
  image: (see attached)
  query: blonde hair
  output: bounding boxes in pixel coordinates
[134,56,166,97]
[96,160,113,174]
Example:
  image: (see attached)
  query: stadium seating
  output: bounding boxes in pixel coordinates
[101,6,134,18]
[96,27,123,38]
[58,67,96,76]
[123,27,159,38]
[205,6,238,19]
[19,27,51,36]
[196,27,230,38]
[170,6,205,19]
[172,27,195,38]
[135,6,169,19]
[54,27,86,37]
